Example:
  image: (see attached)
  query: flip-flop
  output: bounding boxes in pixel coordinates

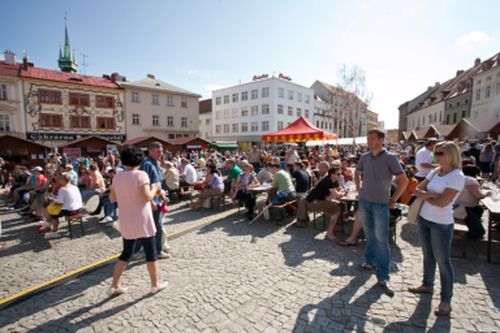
[338,240,357,247]
[434,306,452,316]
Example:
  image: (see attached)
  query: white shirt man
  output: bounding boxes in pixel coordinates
[415,141,436,180]
[182,163,197,185]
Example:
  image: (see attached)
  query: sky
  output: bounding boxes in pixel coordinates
[1,0,499,129]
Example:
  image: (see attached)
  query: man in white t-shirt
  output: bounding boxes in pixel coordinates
[415,139,437,182]
[180,158,197,186]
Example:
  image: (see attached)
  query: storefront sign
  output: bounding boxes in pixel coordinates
[26,132,126,142]
[63,148,82,158]
[252,74,269,81]
[278,73,291,81]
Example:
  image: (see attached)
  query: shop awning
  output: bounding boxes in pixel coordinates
[213,141,238,149]
[263,117,337,143]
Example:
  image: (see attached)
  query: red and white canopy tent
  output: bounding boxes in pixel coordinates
[263,117,337,143]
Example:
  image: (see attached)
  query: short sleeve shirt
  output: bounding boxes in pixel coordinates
[415,147,433,178]
[140,156,162,185]
[357,149,404,204]
[229,165,243,180]
[112,170,156,239]
[272,170,295,193]
[306,177,338,202]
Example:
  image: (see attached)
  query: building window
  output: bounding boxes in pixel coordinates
[251,105,258,116]
[215,96,222,105]
[152,115,160,126]
[241,122,248,132]
[167,95,174,106]
[215,125,221,134]
[232,93,239,103]
[297,108,301,117]
[262,121,269,131]
[277,121,283,130]
[305,109,309,118]
[251,122,258,132]
[261,87,269,98]
[167,116,174,127]
[152,94,159,105]
[453,113,457,123]
[181,117,188,127]
[205,118,210,125]
[231,109,238,118]
[132,114,140,125]
[486,85,491,98]
[316,121,320,127]
[232,123,239,132]
[277,104,284,114]
[0,114,10,132]
[496,82,500,95]
[176,133,183,138]
[40,113,63,128]
[0,85,7,100]
[287,90,293,100]
[297,92,303,102]
[38,89,62,104]
[462,110,466,118]
[241,91,248,101]
[215,111,221,120]
[262,104,269,115]
[446,114,450,124]
[181,97,188,108]
[475,88,481,101]
[251,89,258,99]
[223,124,230,133]
[288,106,293,116]
[223,95,230,104]
[94,95,114,108]
[168,133,175,139]
[70,115,91,129]
[433,113,437,122]
[131,91,140,103]
[223,110,229,119]
[305,95,310,104]
[241,107,248,117]
[278,87,284,98]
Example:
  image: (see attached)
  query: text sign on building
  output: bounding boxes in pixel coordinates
[27,132,126,142]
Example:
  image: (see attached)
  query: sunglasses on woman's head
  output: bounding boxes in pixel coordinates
[434,151,445,156]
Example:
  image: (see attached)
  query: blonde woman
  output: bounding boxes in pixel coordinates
[409,141,465,316]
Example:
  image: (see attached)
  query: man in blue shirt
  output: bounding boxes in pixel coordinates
[139,142,170,259]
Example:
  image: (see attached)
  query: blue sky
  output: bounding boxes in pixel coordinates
[2,0,499,129]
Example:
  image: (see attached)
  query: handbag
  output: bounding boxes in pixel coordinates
[47,203,62,215]
[407,169,438,223]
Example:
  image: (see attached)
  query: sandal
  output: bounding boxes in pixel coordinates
[434,304,452,316]
[408,285,434,294]
[338,240,357,247]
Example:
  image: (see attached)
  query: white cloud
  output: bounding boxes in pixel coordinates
[455,31,491,51]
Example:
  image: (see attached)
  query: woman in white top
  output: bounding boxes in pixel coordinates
[409,141,465,316]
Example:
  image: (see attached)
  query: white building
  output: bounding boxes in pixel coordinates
[313,95,335,131]
[0,51,25,137]
[211,75,314,143]
[470,52,500,121]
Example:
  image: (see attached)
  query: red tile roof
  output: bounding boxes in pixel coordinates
[20,65,119,89]
[0,61,20,77]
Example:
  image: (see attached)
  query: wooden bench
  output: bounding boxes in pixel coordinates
[210,193,226,211]
[270,200,297,223]
[65,213,85,239]
[453,221,469,258]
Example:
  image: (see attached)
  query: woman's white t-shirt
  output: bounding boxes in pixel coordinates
[419,168,465,225]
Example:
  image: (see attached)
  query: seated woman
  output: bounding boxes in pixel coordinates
[453,165,490,238]
[42,172,83,239]
[399,165,419,206]
[191,165,225,209]
[233,162,260,219]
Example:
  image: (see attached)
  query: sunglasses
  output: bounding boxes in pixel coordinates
[434,151,445,156]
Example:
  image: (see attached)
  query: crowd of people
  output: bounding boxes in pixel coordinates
[0,132,499,301]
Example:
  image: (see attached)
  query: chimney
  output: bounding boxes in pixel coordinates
[147,74,155,79]
[456,70,464,77]
[474,58,481,66]
[435,82,440,87]
[3,50,16,65]
[22,53,29,70]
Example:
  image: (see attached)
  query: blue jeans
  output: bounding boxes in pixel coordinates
[418,216,454,303]
[102,197,117,219]
[359,199,391,282]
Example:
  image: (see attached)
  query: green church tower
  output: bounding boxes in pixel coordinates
[58,17,78,73]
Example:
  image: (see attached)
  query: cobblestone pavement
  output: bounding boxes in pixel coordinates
[1,203,499,332]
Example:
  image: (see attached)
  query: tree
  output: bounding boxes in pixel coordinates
[335,65,373,137]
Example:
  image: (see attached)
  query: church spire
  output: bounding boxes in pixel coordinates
[58,15,78,73]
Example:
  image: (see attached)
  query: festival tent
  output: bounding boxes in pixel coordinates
[263,117,337,143]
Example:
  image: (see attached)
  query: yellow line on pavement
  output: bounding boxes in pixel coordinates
[0,208,237,308]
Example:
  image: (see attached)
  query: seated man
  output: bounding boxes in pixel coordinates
[294,168,345,235]
[257,162,274,184]
[179,158,197,187]
[224,159,242,196]
[163,161,180,191]
[269,163,296,204]
[291,161,309,198]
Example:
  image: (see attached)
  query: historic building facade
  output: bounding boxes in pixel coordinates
[198,98,213,141]
[0,50,24,137]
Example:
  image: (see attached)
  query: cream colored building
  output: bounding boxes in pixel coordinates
[198,98,213,140]
[470,53,500,122]
[407,101,444,131]
[0,51,25,137]
[367,110,379,131]
[119,74,201,141]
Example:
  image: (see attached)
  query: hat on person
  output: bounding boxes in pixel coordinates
[331,159,342,168]
[31,166,43,172]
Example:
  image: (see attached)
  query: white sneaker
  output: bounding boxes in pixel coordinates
[44,232,61,239]
[38,221,51,228]
[100,216,114,224]
[107,286,127,296]
[158,251,170,259]
[150,281,168,294]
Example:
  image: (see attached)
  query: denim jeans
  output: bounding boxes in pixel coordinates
[102,197,117,219]
[417,215,454,303]
[359,199,391,282]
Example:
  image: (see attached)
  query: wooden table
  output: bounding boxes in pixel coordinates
[248,184,273,194]
[480,196,500,263]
